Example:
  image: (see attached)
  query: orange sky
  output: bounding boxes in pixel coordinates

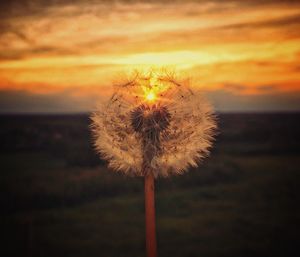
[0,0,300,112]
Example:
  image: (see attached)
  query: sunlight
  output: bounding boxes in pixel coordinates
[145,91,156,102]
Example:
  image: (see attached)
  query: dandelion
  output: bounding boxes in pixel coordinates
[91,70,217,257]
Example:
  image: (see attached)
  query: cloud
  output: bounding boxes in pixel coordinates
[219,83,278,95]
[0,87,109,113]
[206,89,300,112]
[1,85,299,114]
[220,13,300,30]
[1,0,300,61]
[0,46,79,61]
[0,89,87,113]
[0,0,300,112]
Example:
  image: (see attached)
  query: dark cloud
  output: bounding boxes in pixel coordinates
[257,85,277,92]
[0,0,95,19]
[0,89,98,113]
[206,89,300,112]
[0,0,299,19]
[0,46,77,61]
[221,14,300,30]
[214,83,280,97]
[1,0,299,62]
[222,83,246,92]
[149,13,300,49]
[0,22,32,44]
[222,83,278,93]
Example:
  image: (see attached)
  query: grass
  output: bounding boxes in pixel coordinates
[1,153,299,257]
[1,113,299,257]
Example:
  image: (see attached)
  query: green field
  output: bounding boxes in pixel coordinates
[1,113,299,257]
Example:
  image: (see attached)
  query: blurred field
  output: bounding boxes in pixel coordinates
[0,113,299,257]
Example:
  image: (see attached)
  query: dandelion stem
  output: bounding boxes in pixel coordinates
[145,172,157,257]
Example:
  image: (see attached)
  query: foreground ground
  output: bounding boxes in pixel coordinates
[1,113,299,257]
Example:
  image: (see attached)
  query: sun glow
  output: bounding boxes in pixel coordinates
[145,91,156,102]
[1,1,300,112]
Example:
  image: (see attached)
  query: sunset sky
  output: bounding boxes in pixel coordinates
[0,0,300,112]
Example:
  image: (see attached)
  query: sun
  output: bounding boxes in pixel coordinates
[145,91,156,102]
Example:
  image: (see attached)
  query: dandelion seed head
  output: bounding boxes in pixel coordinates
[91,70,217,177]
